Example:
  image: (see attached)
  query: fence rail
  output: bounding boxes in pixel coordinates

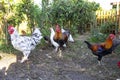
[96,10,118,26]
[94,9,120,34]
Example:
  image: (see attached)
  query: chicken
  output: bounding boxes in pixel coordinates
[21,30,26,36]
[84,34,116,65]
[53,25,73,48]
[44,28,74,46]
[54,24,69,47]
[8,26,43,63]
[49,24,73,57]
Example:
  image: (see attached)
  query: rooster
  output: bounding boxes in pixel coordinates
[84,34,116,65]
[49,24,73,57]
[54,25,69,47]
[8,26,43,63]
[44,27,74,46]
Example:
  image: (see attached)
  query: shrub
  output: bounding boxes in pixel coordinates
[100,21,118,34]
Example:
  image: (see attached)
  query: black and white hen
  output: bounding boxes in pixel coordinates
[8,26,43,63]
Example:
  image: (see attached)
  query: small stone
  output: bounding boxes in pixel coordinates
[99,71,102,73]
[18,73,25,78]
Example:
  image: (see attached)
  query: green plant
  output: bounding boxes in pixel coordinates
[89,21,118,43]
[0,44,15,53]
[89,27,107,42]
[89,33,107,42]
[100,21,118,34]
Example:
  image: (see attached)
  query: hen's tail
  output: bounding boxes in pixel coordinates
[32,28,43,44]
[84,41,91,48]
[32,28,42,35]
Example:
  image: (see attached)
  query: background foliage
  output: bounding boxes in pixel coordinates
[0,0,100,45]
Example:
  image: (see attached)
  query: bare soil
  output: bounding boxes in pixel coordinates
[0,34,120,80]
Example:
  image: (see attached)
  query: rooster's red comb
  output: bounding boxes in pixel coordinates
[56,24,59,27]
[109,34,115,39]
[109,34,115,37]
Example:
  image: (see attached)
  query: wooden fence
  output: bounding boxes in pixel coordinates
[83,9,120,33]
[96,10,117,26]
[96,10,120,32]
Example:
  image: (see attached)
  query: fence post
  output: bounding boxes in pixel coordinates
[117,2,120,31]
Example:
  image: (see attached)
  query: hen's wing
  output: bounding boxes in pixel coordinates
[12,36,36,51]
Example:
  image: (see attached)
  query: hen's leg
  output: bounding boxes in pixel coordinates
[20,51,30,63]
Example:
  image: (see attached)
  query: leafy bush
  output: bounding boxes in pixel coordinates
[89,21,118,43]
[100,21,118,34]
[0,44,15,53]
[89,32,107,42]
[89,27,107,42]
[47,0,100,35]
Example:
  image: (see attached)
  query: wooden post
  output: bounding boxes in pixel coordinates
[117,2,120,31]
[115,2,120,38]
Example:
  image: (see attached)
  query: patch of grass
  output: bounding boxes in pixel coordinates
[64,40,85,60]
[70,40,83,50]
[64,53,78,60]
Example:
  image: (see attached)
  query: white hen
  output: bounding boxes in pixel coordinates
[8,26,43,63]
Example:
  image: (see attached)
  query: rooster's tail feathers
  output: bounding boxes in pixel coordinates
[68,34,74,42]
[84,41,91,47]
[43,36,50,41]
[43,36,51,43]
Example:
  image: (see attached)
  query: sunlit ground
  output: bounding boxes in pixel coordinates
[0,53,16,73]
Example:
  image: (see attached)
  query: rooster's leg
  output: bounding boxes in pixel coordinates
[98,56,102,65]
[20,51,30,63]
[98,61,101,65]
[63,44,66,47]
[58,48,63,58]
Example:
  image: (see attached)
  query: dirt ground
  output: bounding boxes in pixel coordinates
[0,34,120,80]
